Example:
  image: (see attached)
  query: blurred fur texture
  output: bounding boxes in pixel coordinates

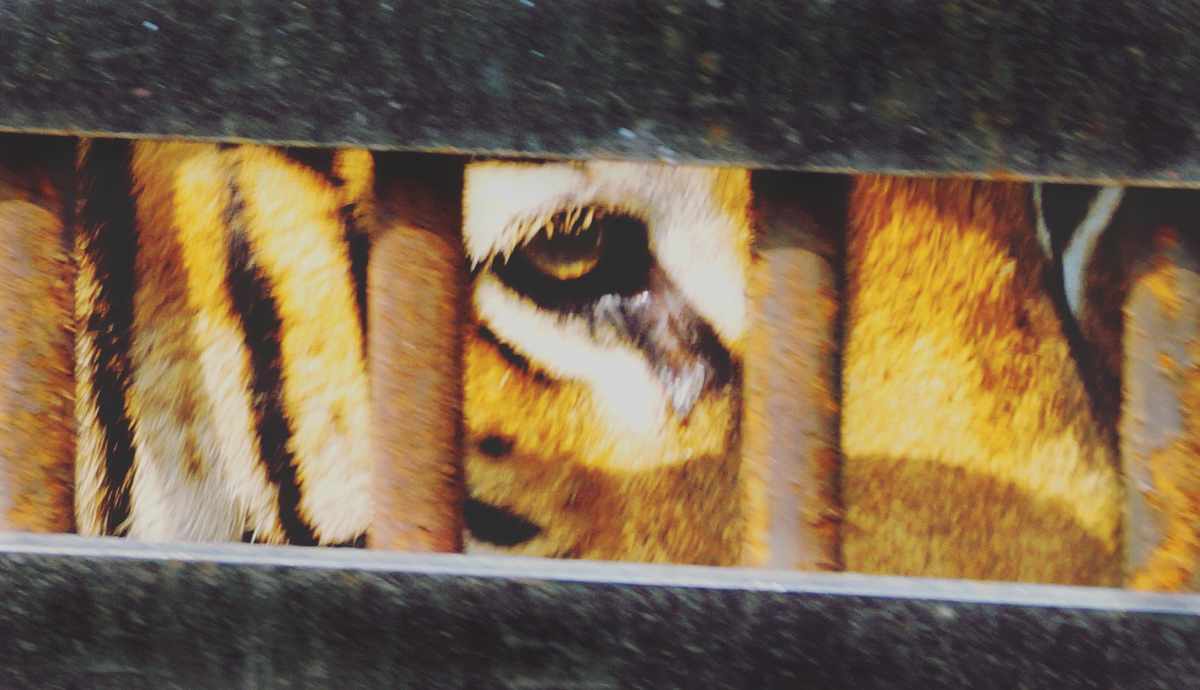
[4,134,1194,588]
[460,161,753,564]
[841,177,1123,586]
[74,140,373,545]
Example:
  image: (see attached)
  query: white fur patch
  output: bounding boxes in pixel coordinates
[463,161,748,346]
[191,314,281,539]
[1062,185,1125,319]
[474,274,669,436]
[73,313,112,536]
[1032,183,1052,259]
[123,313,260,542]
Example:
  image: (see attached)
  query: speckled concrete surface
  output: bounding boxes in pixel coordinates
[0,535,1195,688]
[1,1,1199,182]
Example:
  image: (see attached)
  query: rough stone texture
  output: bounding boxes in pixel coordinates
[1,1,1199,182]
[0,535,1196,688]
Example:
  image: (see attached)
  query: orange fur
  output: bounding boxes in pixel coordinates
[841,176,1122,585]
[461,161,753,564]
[75,140,372,544]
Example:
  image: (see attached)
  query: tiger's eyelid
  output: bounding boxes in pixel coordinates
[511,207,611,269]
[476,202,644,267]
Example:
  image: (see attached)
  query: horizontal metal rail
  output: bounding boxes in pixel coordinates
[2,0,1200,184]
[4,3,1200,686]
[0,533,1196,689]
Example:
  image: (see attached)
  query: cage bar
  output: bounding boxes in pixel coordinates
[0,0,1197,687]
[369,154,467,553]
[744,172,844,571]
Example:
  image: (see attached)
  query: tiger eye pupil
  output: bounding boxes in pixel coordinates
[521,210,605,280]
[536,223,600,259]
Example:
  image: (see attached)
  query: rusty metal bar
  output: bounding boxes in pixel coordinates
[743,172,845,571]
[1115,190,1200,591]
[369,153,467,553]
[0,134,75,534]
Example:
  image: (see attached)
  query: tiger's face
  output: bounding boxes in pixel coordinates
[460,160,753,564]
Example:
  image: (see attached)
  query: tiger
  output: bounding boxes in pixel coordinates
[0,131,1197,590]
[459,161,752,565]
[72,139,374,546]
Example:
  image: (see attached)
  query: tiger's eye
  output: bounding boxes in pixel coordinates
[520,208,604,280]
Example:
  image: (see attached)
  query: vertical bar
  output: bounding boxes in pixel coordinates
[1120,202,1200,592]
[368,153,467,552]
[0,134,75,533]
[742,172,845,571]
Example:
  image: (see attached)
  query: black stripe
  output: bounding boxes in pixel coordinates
[77,139,141,536]
[475,325,555,387]
[463,498,542,548]
[281,147,338,183]
[1037,184,1104,259]
[221,168,320,547]
[477,434,515,459]
[342,202,370,353]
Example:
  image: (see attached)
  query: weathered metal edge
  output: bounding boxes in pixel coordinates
[4,0,1200,185]
[0,533,1197,689]
[0,533,1195,613]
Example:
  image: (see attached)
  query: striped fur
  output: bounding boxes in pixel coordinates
[460,161,754,565]
[74,140,373,545]
[2,133,1192,589]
